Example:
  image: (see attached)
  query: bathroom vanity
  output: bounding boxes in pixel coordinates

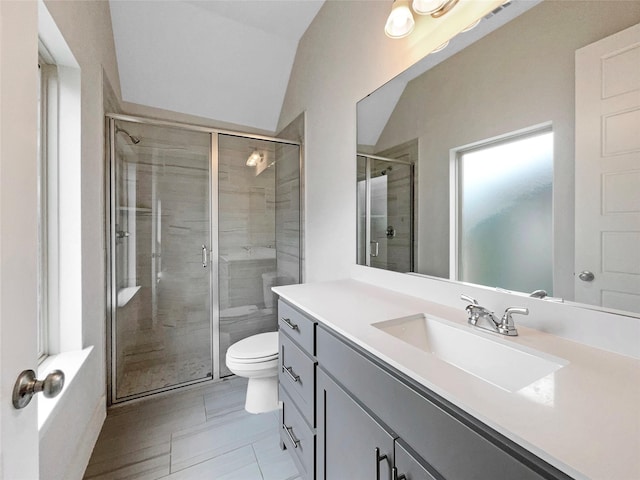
[274,278,640,480]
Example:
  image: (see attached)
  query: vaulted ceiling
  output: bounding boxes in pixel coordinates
[109,0,325,133]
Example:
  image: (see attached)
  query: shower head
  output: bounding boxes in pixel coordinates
[115,126,141,145]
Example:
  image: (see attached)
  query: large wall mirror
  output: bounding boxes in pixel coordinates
[357,0,640,317]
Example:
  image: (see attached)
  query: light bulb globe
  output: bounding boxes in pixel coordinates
[385,1,415,39]
[412,0,446,15]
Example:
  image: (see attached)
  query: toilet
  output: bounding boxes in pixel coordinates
[224,271,293,413]
[225,331,279,413]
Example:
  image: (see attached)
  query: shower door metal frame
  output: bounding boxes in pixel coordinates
[105,113,302,405]
[357,153,415,272]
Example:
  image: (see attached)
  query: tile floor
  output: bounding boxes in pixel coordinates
[84,377,301,480]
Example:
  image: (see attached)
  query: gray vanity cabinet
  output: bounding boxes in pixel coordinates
[278,300,317,480]
[316,368,395,480]
[316,324,572,480]
[277,299,571,480]
[394,439,442,480]
[281,386,315,479]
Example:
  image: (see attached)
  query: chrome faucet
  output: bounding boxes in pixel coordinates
[529,289,548,299]
[460,294,528,337]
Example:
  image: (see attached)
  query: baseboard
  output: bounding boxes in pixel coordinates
[64,394,106,480]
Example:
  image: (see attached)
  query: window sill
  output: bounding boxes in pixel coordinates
[38,346,93,434]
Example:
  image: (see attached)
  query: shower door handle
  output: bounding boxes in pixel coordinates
[370,241,379,258]
[202,245,208,268]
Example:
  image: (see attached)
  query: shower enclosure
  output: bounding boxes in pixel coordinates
[357,154,414,272]
[106,115,301,403]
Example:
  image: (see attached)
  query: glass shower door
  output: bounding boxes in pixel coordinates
[357,155,414,273]
[111,119,213,401]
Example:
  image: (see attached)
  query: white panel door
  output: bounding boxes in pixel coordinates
[575,23,640,312]
[0,1,40,479]
[0,0,40,476]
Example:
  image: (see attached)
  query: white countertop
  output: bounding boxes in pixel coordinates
[273,279,640,480]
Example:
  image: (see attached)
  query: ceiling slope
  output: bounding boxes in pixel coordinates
[110,0,324,133]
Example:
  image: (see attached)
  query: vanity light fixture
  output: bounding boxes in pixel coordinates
[386,0,481,42]
[246,148,263,167]
[384,0,415,39]
[412,0,459,17]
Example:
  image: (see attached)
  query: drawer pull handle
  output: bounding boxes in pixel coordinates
[282,365,300,383]
[375,447,388,480]
[392,467,406,480]
[283,423,300,448]
[281,317,299,331]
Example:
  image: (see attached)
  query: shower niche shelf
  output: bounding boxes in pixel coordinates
[117,285,141,307]
[117,206,153,214]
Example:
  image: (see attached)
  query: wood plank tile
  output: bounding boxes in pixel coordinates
[252,434,300,480]
[99,401,205,439]
[85,443,170,478]
[165,445,260,479]
[84,376,302,480]
[88,401,205,465]
[87,430,171,469]
[170,410,278,472]
[83,449,170,480]
[204,380,247,420]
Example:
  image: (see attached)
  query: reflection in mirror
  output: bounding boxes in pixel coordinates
[357,153,415,272]
[356,0,640,316]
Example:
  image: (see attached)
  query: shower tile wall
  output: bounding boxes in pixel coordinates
[218,140,275,254]
[218,136,278,376]
[384,163,412,273]
[275,144,300,286]
[275,116,302,288]
[376,141,418,273]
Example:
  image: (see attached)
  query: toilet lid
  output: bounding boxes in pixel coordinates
[227,332,278,361]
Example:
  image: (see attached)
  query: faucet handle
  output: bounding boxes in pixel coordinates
[504,307,529,317]
[498,307,528,336]
[460,293,479,306]
[461,294,482,326]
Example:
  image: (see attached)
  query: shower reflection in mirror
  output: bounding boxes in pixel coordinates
[357,152,416,273]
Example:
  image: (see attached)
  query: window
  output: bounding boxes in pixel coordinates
[454,126,554,294]
[37,45,59,362]
[36,24,82,360]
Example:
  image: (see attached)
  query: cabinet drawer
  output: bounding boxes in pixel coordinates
[280,386,315,480]
[278,300,316,355]
[279,332,316,427]
[317,325,568,480]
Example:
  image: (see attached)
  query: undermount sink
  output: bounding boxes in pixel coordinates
[373,314,568,392]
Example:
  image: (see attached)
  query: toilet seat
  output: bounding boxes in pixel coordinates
[226,332,278,364]
[226,353,278,365]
